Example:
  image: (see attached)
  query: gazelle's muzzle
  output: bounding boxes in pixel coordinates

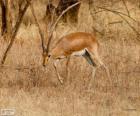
[42,53,50,67]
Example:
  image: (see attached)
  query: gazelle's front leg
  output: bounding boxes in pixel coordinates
[53,59,63,84]
[66,56,71,85]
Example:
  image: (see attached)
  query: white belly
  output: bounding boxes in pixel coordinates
[72,49,86,56]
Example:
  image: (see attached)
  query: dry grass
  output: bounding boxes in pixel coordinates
[0,0,140,116]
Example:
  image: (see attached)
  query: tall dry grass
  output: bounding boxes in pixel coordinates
[0,0,140,116]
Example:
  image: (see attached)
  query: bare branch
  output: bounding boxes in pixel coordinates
[95,8,137,23]
[121,0,130,16]
[46,1,81,54]
[30,3,46,53]
[97,7,140,40]
[1,0,32,64]
[29,1,49,67]
[108,21,123,25]
[49,8,56,29]
[50,1,81,35]
[0,0,7,35]
[5,0,12,35]
[118,14,140,41]
[92,26,104,36]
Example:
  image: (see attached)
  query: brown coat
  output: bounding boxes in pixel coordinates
[50,32,98,58]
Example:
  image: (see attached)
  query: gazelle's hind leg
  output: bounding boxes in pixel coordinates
[83,50,96,67]
[82,50,97,90]
[87,46,111,84]
[94,52,111,83]
[53,59,63,84]
[88,67,97,90]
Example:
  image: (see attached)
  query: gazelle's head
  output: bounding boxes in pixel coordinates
[42,52,51,67]
[42,47,64,66]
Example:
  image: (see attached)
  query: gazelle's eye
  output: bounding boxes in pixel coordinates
[48,55,51,57]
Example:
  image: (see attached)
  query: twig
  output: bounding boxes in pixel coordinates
[51,1,81,34]
[121,0,130,16]
[97,7,140,40]
[49,6,56,29]
[1,0,32,64]
[0,0,7,35]
[95,8,137,23]
[30,3,46,53]
[46,1,81,54]
[108,21,123,25]
[92,26,104,36]
[119,14,140,37]
[18,0,25,17]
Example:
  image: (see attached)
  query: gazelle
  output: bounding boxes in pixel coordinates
[43,32,111,88]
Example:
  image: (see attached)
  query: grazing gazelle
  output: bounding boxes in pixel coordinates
[43,32,110,87]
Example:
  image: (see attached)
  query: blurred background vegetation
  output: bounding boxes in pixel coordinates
[0,0,140,116]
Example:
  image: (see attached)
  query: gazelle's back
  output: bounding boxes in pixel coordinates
[51,32,98,57]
